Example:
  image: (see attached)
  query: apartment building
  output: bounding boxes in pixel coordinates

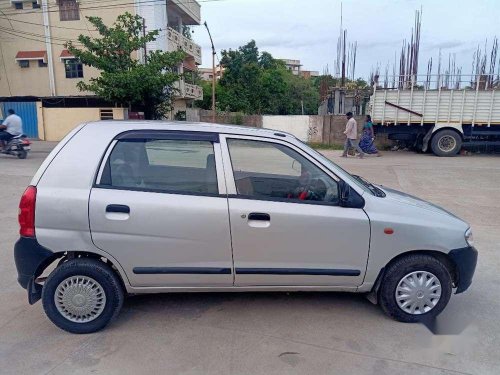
[280,59,302,76]
[198,65,224,81]
[0,0,202,137]
[279,58,319,78]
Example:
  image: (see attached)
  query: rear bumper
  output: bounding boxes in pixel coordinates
[448,246,478,294]
[14,237,54,289]
[14,237,61,304]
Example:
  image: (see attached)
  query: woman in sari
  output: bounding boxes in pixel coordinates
[359,115,381,156]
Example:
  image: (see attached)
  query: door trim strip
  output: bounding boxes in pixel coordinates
[133,267,232,275]
[235,268,361,276]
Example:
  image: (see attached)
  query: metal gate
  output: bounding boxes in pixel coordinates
[0,102,38,138]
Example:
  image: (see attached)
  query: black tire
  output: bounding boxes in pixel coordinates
[430,129,462,156]
[17,150,27,159]
[42,258,124,334]
[379,254,452,323]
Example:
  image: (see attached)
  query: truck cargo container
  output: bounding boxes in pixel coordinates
[370,75,500,156]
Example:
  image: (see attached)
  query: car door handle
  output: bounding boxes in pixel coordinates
[248,212,270,221]
[106,204,130,214]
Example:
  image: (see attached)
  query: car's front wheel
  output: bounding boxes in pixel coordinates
[42,258,124,334]
[379,254,452,322]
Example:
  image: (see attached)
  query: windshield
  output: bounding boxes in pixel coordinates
[296,140,376,195]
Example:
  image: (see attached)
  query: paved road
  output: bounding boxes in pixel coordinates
[0,143,499,375]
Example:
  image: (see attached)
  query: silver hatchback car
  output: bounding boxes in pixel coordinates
[14,122,477,333]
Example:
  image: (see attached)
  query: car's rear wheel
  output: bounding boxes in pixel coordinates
[42,258,124,334]
[379,254,452,322]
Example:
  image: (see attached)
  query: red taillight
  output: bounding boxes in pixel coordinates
[19,186,36,237]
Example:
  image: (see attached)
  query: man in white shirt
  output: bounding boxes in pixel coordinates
[0,109,23,150]
[342,112,364,158]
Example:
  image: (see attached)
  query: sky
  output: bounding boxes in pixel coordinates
[192,0,500,81]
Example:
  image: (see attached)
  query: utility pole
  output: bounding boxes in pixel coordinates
[204,21,216,123]
[142,17,147,63]
[41,0,56,96]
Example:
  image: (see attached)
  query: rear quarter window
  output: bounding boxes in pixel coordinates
[98,138,218,195]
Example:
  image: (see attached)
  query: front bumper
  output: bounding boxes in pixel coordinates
[448,246,478,294]
[14,237,58,304]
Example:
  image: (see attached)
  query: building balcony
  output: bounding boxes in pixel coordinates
[175,80,203,100]
[168,0,201,25]
[167,27,202,65]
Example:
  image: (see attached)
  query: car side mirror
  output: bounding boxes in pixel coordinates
[339,180,365,208]
[339,180,350,204]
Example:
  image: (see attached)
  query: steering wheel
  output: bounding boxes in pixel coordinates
[288,169,322,201]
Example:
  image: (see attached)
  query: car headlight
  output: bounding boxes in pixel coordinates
[465,228,474,246]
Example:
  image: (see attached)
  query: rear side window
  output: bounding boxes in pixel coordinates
[99,139,218,195]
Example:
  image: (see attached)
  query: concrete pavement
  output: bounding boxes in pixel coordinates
[0,143,499,374]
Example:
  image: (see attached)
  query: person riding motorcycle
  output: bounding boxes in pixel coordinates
[0,109,23,151]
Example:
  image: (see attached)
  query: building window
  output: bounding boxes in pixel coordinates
[18,60,29,68]
[58,0,80,21]
[14,2,23,10]
[32,1,41,9]
[64,58,83,78]
[38,60,47,67]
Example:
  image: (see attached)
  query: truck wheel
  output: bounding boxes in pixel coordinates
[378,254,452,323]
[431,130,462,156]
[42,258,124,334]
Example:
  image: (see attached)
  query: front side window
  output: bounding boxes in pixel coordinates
[227,139,339,204]
[64,58,83,78]
[99,138,218,195]
[58,0,80,21]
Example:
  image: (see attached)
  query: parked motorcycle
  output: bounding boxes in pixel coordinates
[1,134,31,159]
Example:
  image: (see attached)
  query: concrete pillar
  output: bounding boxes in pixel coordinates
[36,102,45,141]
[178,16,183,32]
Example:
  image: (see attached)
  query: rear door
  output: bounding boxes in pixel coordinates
[89,131,233,287]
[221,135,370,287]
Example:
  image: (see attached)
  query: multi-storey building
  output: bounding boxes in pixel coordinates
[0,0,202,132]
[198,65,224,81]
[279,58,319,78]
[280,59,302,76]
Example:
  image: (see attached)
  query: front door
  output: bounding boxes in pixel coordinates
[222,136,370,287]
[89,131,233,287]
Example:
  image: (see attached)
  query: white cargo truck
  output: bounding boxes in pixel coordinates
[370,77,500,156]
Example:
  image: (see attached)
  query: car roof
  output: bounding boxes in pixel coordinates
[83,120,296,141]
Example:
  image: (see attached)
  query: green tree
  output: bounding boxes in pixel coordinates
[313,75,369,91]
[67,13,185,119]
[206,40,320,115]
[286,74,320,115]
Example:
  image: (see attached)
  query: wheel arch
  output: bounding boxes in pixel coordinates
[431,126,464,141]
[367,249,458,304]
[41,251,129,294]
